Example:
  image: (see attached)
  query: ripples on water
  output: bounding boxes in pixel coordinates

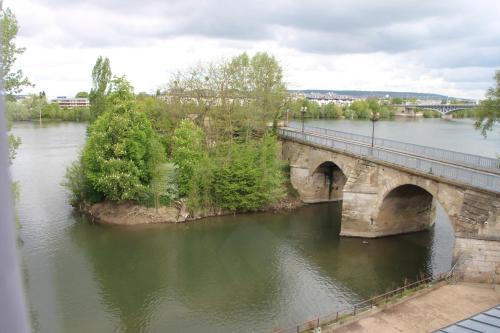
[12,122,456,333]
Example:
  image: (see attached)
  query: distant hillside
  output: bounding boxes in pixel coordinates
[291,90,457,100]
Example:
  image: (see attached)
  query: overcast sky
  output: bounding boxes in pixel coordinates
[7,0,500,99]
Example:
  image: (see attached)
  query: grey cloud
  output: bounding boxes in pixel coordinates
[14,0,500,70]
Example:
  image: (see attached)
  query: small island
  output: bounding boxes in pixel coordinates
[64,53,303,225]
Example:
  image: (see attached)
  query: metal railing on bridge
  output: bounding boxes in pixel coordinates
[288,124,500,172]
[278,128,500,193]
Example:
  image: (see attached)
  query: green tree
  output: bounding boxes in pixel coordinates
[321,103,343,119]
[1,7,32,99]
[390,97,403,105]
[475,70,500,136]
[82,110,164,202]
[249,52,286,115]
[171,119,205,196]
[150,163,178,210]
[107,75,135,108]
[168,52,287,144]
[81,78,165,202]
[211,135,285,211]
[75,91,89,98]
[63,157,102,206]
[349,100,371,119]
[2,6,30,161]
[89,56,112,123]
[6,109,20,162]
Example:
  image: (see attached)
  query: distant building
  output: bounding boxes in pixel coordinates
[304,92,355,106]
[52,96,90,109]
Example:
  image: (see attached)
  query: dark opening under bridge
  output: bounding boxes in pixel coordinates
[278,125,500,282]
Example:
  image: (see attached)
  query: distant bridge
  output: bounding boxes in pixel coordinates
[391,104,478,116]
[278,125,500,282]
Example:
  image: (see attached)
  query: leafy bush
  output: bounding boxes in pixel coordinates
[171,119,205,196]
[211,135,285,211]
[81,106,165,202]
[186,155,216,212]
[146,163,179,208]
[63,157,103,205]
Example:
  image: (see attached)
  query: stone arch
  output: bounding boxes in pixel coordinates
[375,184,436,235]
[374,180,459,236]
[309,161,348,202]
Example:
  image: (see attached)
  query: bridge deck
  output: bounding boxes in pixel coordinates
[288,124,500,174]
[279,127,500,193]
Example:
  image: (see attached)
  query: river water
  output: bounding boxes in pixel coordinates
[11,118,496,333]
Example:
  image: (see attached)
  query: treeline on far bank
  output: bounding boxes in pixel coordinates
[288,99,478,120]
[7,94,91,122]
[288,98,396,120]
[65,53,289,215]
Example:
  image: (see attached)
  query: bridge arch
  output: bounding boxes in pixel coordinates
[373,180,459,236]
[375,184,437,235]
[308,160,348,202]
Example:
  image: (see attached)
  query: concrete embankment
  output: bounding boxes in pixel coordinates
[325,283,500,333]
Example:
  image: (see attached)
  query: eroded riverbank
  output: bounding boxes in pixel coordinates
[80,194,303,225]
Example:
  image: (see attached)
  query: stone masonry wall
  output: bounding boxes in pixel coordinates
[454,237,500,283]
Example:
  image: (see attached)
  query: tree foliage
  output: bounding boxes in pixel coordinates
[475,70,500,136]
[1,7,32,99]
[89,56,112,123]
[6,105,20,162]
[168,52,286,144]
[287,98,394,120]
[63,157,102,205]
[2,6,30,162]
[81,78,165,202]
[82,110,164,201]
[75,91,89,98]
[150,163,178,209]
[171,119,205,197]
[211,135,285,211]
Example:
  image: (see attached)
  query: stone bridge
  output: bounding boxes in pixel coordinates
[279,127,500,283]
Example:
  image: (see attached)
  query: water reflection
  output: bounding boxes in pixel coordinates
[70,202,452,332]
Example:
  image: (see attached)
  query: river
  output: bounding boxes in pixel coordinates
[11,117,496,333]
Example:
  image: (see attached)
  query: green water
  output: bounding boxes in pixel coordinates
[12,121,458,333]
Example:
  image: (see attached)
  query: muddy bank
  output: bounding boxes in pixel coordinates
[80,195,304,226]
